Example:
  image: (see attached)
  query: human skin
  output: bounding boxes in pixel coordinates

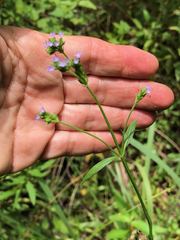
[0,26,174,174]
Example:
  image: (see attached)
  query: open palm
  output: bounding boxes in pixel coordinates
[0,26,174,173]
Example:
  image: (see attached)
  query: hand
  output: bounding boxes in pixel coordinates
[0,26,174,174]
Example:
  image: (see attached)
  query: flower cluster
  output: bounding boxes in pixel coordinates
[35,107,59,124]
[136,86,151,102]
[45,32,88,85]
[44,32,65,55]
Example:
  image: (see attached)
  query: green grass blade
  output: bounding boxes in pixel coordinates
[39,180,76,239]
[26,181,36,205]
[131,139,180,188]
[135,162,153,218]
[145,123,156,173]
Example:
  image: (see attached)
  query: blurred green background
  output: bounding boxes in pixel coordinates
[0,0,179,239]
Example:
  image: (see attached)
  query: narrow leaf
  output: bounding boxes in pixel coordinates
[136,163,153,218]
[130,139,180,188]
[39,180,75,238]
[122,121,137,154]
[78,0,97,10]
[26,181,36,205]
[82,156,116,184]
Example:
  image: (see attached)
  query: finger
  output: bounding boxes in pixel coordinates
[42,131,122,159]
[63,76,174,110]
[56,104,155,131]
[64,36,159,78]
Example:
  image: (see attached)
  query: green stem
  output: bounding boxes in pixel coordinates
[58,120,119,157]
[86,85,121,154]
[85,85,153,239]
[123,98,137,134]
[121,157,153,240]
[60,50,153,238]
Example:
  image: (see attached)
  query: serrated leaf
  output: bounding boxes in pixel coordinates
[26,181,36,205]
[78,0,97,10]
[82,156,116,184]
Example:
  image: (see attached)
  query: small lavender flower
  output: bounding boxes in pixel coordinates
[48,66,55,72]
[52,56,60,62]
[74,58,80,64]
[54,41,59,47]
[44,41,54,48]
[74,52,81,64]
[58,32,64,38]
[35,107,46,120]
[59,59,69,67]
[50,32,56,37]
[75,52,81,59]
[39,106,46,114]
[35,114,41,120]
[146,86,151,95]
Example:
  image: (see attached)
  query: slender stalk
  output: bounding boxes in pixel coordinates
[86,85,121,153]
[121,157,153,240]
[123,98,137,134]
[85,85,153,240]
[59,120,119,157]
[59,48,153,239]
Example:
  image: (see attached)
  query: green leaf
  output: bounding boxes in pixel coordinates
[131,220,149,234]
[132,18,143,29]
[169,26,180,33]
[109,212,132,223]
[28,169,45,177]
[53,217,68,234]
[106,229,129,239]
[82,156,116,184]
[122,121,137,155]
[26,181,36,205]
[143,9,151,22]
[136,163,153,218]
[124,121,137,142]
[39,180,75,238]
[130,139,180,188]
[0,189,17,201]
[78,0,97,10]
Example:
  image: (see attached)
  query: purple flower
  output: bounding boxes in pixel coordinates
[44,41,54,48]
[50,32,56,37]
[74,52,81,64]
[52,56,60,62]
[59,59,69,67]
[35,107,46,120]
[58,32,64,38]
[35,114,41,120]
[48,66,55,72]
[75,52,81,59]
[54,41,59,47]
[74,58,80,64]
[39,106,46,114]
[146,86,151,94]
